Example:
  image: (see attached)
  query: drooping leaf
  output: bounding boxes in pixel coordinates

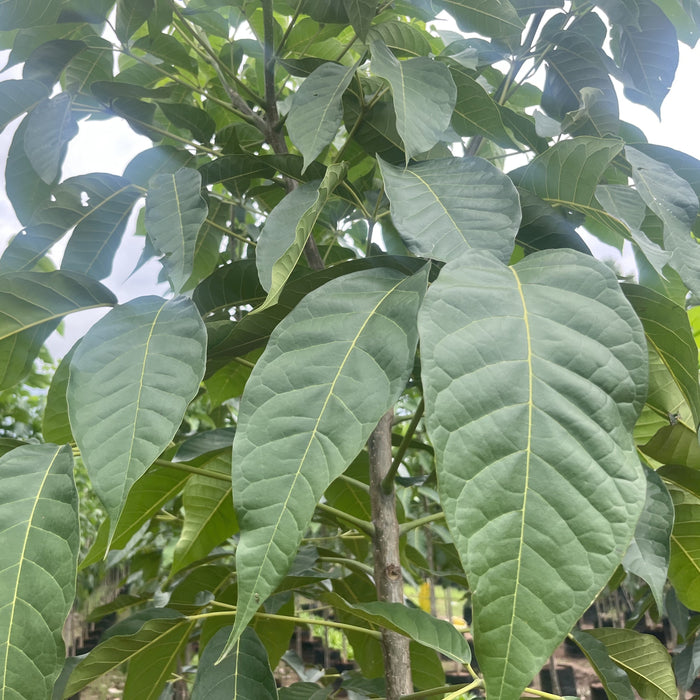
[370,38,456,160]
[622,466,674,611]
[64,610,194,699]
[641,424,700,469]
[192,627,278,700]
[172,453,238,575]
[588,628,678,700]
[570,630,635,700]
[194,259,266,316]
[287,62,358,172]
[626,146,700,298]
[0,270,116,391]
[419,249,647,700]
[255,163,347,312]
[22,39,86,89]
[43,345,78,445]
[342,0,377,40]
[173,428,237,462]
[0,445,78,700]
[0,79,49,133]
[199,155,276,197]
[434,0,524,40]
[67,296,207,537]
[614,0,679,115]
[145,168,208,293]
[158,102,216,144]
[674,634,700,689]
[23,94,78,185]
[324,594,471,664]
[225,265,429,653]
[378,155,520,263]
[116,0,155,42]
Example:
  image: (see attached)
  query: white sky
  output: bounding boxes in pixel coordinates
[1,25,700,358]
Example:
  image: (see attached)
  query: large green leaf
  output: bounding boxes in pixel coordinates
[255,163,347,312]
[378,155,520,263]
[434,0,524,40]
[0,444,79,700]
[194,259,265,316]
[0,0,64,29]
[370,38,456,160]
[24,94,78,185]
[145,168,208,294]
[67,296,207,537]
[588,628,677,700]
[324,594,471,664]
[64,610,194,699]
[116,0,154,42]
[192,627,278,700]
[287,62,358,172]
[622,466,674,611]
[0,79,49,133]
[640,424,700,468]
[570,630,635,700]
[342,0,377,40]
[172,453,238,575]
[0,270,116,391]
[226,265,428,653]
[419,249,647,700]
[626,146,700,298]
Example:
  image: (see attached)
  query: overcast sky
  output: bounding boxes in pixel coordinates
[1,33,700,359]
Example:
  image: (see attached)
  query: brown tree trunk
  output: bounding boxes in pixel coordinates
[369,410,412,699]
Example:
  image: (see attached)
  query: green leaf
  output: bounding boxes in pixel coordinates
[64,610,194,699]
[615,1,678,115]
[194,259,266,316]
[287,62,358,173]
[116,0,155,42]
[434,0,524,39]
[67,296,207,538]
[419,249,647,700]
[378,155,520,263]
[588,628,677,700]
[145,168,208,294]
[0,270,116,391]
[626,146,700,298]
[368,20,432,56]
[0,0,64,29]
[0,444,79,700]
[65,38,114,108]
[622,283,700,426]
[226,265,428,653]
[158,102,216,144]
[342,0,377,40]
[570,630,635,700]
[370,38,456,160]
[0,224,67,272]
[173,428,237,462]
[172,453,238,575]
[325,595,471,664]
[0,79,48,133]
[622,466,674,611]
[43,345,77,445]
[648,0,699,46]
[24,94,78,184]
[255,163,347,312]
[640,424,700,468]
[192,627,278,700]
[23,39,86,90]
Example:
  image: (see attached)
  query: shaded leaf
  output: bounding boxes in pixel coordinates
[43,345,77,445]
[342,0,377,40]
[379,155,520,263]
[287,62,358,172]
[0,225,67,273]
[0,0,64,29]
[0,79,49,133]
[370,38,456,160]
[192,627,278,700]
[194,259,265,316]
[173,428,237,462]
[588,628,677,700]
[23,39,85,88]
[226,265,428,652]
[158,102,216,144]
[116,0,155,42]
[67,296,206,537]
[145,168,208,293]
[641,424,700,469]
[419,249,647,700]
[0,444,78,700]
[0,270,116,391]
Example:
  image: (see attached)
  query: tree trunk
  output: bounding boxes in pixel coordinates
[369,410,412,699]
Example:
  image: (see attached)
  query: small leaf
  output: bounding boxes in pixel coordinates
[287,62,358,172]
[0,444,79,700]
[225,265,428,653]
[145,168,208,293]
[255,163,347,312]
[325,594,471,664]
[0,270,116,391]
[158,102,216,144]
[43,345,78,444]
[116,0,155,42]
[342,0,377,40]
[192,627,278,700]
[67,296,207,538]
[434,0,524,40]
[378,155,520,263]
[370,38,456,160]
[24,94,78,184]
[419,249,647,700]
[622,466,674,611]
[194,259,266,316]
[588,628,677,700]
[0,79,48,133]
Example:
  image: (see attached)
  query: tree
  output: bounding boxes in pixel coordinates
[1,0,699,698]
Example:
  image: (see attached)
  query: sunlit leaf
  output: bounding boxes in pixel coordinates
[434,0,524,40]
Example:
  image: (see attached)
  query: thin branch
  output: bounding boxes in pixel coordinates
[154,458,230,482]
[398,511,445,535]
[317,556,374,575]
[317,502,375,537]
[382,399,424,493]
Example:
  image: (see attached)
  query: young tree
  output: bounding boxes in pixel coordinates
[1,1,699,698]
